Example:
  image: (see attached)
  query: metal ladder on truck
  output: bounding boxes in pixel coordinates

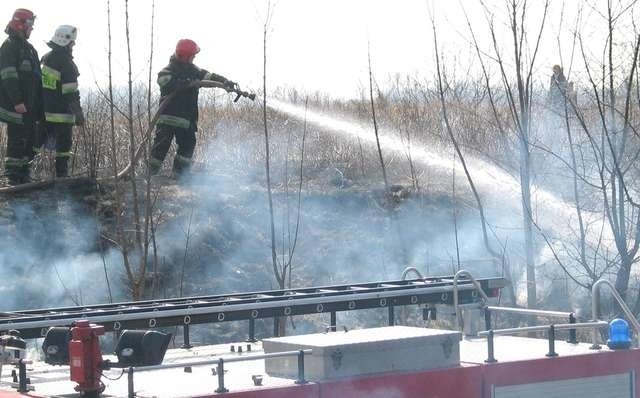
[0,274,508,344]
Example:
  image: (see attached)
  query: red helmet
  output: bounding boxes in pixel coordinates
[7,9,35,33]
[175,39,200,62]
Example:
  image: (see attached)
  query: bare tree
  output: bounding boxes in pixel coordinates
[471,0,550,311]
[432,15,502,269]
[261,2,282,294]
[367,43,389,191]
[573,0,640,307]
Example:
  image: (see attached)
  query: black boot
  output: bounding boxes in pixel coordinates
[55,156,69,178]
[172,155,192,179]
[4,157,27,185]
[20,162,31,184]
[149,157,163,176]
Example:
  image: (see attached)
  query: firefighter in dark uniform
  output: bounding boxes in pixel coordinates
[549,64,569,114]
[0,9,42,185]
[150,39,238,176]
[40,25,84,178]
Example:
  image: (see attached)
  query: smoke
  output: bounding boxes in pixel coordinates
[0,101,530,314]
[0,99,584,313]
[153,113,511,301]
[0,191,116,311]
[262,99,618,304]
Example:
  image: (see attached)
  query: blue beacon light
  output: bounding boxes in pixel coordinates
[607,318,632,350]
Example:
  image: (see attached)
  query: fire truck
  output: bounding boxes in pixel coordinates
[0,270,637,397]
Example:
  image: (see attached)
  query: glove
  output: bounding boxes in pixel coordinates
[224,80,239,92]
[69,101,85,126]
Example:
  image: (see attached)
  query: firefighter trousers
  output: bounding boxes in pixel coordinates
[4,122,36,184]
[150,125,196,175]
[37,123,73,177]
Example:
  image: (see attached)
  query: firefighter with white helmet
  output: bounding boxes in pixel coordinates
[149,39,239,177]
[39,24,84,178]
[0,8,42,185]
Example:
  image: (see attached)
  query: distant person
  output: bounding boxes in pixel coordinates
[40,25,84,178]
[0,9,42,185]
[548,64,569,114]
[150,39,239,177]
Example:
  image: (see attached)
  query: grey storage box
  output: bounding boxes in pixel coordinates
[263,326,461,380]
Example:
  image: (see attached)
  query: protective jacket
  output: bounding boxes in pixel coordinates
[549,72,568,110]
[157,56,229,132]
[41,42,80,124]
[0,30,41,125]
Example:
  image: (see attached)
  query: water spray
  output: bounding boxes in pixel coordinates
[265,99,614,251]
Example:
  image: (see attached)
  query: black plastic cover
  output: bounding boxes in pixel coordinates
[42,327,72,365]
[115,330,172,366]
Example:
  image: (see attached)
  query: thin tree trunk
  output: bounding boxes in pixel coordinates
[107,0,133,291]
[452,151,461,270]
[125,0,143,261]
[432,17,500,264]
[262,4,282,289]
[141,0,156,300]
[367,44,389,191]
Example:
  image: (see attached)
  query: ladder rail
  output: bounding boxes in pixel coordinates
[0,275,482,317]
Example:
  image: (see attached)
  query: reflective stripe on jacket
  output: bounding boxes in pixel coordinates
[0,31,42,125]
[41,43,80,124]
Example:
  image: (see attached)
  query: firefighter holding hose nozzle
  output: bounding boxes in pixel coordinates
[150,38,253,177]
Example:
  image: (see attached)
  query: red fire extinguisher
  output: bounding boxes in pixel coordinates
[69,320,105,396]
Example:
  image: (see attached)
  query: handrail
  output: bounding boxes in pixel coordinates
[401,267,424,280]
[479,321,610,362]
[130,349,313,373]
[477,320,608,337]
[453,270,490,330]
[127,349,312,397]
[591,279,640,347]
[485,306,573,319]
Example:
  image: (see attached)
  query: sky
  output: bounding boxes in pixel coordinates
[0,1,624,99]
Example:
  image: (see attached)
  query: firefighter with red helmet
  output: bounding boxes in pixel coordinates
[0,9,42,185]
[150,39,239,176]
[40,25,84,178]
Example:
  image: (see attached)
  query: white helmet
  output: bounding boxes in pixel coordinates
[51,25,77,47]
